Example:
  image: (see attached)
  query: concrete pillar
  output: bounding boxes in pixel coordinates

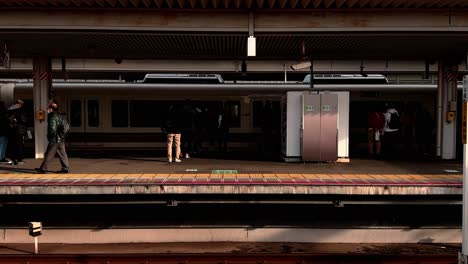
[32,56,51,159]
[437,61,458,160]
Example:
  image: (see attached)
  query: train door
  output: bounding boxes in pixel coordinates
[68,97,101,133]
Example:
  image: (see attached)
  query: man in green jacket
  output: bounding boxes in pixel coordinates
[35,102,70,174]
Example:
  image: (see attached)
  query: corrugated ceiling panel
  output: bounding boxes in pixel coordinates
[0,32,468,59]
[2,0,468,8]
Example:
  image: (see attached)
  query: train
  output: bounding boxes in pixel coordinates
[0,73,458,159]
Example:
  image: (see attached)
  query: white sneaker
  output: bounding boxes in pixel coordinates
[185,153,190,159]
[167,159,172,163]
[174,158,182,163]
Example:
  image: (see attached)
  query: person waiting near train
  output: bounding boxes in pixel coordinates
[181,100,196,159]
[35,102,70,174]
[163,105,182,163]
[367,108,385,158]
[7,99,27,165]
[0,101,11,164]
[383,103,401,158]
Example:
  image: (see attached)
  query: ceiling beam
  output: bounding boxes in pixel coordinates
[346,0,360,7]
[414,0,436,8]
[268,0,275,8]
[403,0,420,7]
[22,0,36,6]
[141,0,152,6]
[211,0,220,8]
[335,0,346,8]
[357,0,371,7]
[117,0,129,7]
[446,0,465,7]
[105,0,117,7]
[129,0,140,7]
[177,0,185,7]
[94,0,106,6]
[301,0,311,8]
[70,0,82,6]
[289,0,298,7]
[426,0,444,8]
[379,0,393,7]
[46,0,59,6]
[390,0,407,7]
[323,0,334,8]
[60,0,72,6]
[368,0,385,7]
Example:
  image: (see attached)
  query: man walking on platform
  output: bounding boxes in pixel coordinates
[35,102,70,173]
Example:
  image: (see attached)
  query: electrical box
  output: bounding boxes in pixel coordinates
[36,110,45,121]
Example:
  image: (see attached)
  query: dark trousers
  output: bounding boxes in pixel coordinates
[40,142,69,171]
[8,134,24,162]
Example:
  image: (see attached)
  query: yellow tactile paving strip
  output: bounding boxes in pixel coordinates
[0,173,462,186]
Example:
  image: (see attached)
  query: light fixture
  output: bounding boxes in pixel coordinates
[247,11,256,57]
[247,36,256,57]
[290,61,311,71]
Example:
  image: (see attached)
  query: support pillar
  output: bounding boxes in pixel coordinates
[437,60,458,160]
[32,56,51,159]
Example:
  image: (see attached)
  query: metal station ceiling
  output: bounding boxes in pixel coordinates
[1,0,468,9]
[1,31,468,60]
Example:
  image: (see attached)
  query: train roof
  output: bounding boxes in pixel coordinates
[142,74,224,84]
[303,74,389,84]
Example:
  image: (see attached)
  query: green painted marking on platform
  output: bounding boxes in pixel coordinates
[211,170,238,174]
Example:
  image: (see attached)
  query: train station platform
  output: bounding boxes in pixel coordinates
[0,157,462,196]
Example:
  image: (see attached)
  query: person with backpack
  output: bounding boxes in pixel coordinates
[35,102,70,173]
[383,103,400,158]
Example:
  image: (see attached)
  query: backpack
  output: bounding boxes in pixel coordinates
[388,111,400,130]
[57,115,70,137]
[7,114,17,129]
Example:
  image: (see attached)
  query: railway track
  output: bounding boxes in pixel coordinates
[0,254,458,264]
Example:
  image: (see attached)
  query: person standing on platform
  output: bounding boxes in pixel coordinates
[163,105,182,163]
[0,101,11,164]
[367,109,385,158]
[7,99,27,165]
[35,102,70,173]
[383,103,401,158]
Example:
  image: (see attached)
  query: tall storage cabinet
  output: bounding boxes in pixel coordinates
[302,93,338,162]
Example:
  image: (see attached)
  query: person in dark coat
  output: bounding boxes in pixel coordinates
[7,99,27,165]
[35,102,70,173]
[0,101,10,164]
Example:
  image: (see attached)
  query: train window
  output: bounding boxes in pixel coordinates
[252,100,280,129]
[70,100,82,127]
[22,99,34,127]
[112,100,129,127]
[129,100,164,127]
[87,100,100,127]
[226,101,240,127]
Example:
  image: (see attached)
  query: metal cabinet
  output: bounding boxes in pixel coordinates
[302,93,338,162]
